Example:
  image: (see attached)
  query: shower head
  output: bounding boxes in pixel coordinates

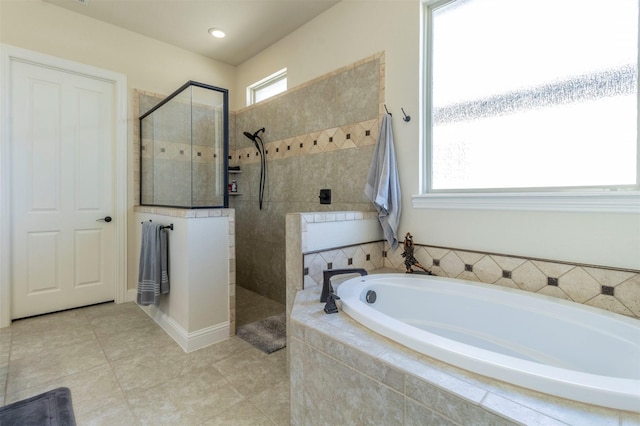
[243,128,265,141]
[243,131,259,151]
[243,131,256,141]
[243,128,266,152]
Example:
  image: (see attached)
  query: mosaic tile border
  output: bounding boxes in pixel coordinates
[230,118,379,166]
[141,139,224,165]
[302,235,640,319]
[385,245,640,319]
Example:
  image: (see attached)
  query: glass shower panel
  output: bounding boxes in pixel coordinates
[140,81,229,208]
[192,86,226,207]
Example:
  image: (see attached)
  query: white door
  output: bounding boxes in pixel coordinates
[10,60,116,319]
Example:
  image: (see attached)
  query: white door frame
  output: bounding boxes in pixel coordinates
[0,44,128,328]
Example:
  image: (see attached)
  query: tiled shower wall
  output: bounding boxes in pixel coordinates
[230,53,384,303]
[302,213,640,319]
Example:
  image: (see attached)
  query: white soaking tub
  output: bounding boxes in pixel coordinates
[336,273,640,412]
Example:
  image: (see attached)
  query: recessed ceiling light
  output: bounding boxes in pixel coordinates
[208,28,226,38]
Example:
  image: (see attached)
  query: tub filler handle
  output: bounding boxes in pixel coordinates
[321,268,368,303]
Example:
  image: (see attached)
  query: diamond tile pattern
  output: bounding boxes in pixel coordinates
[303,234,640,319]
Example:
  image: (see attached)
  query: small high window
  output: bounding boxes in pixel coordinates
[247,68,287,105]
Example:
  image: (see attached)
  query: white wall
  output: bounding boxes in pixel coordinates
[0,1,236,100]
[236,0,640,270]
[0,0,238,292]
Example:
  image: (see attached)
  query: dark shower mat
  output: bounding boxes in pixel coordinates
[0,387,76,426]
[237,312,286,354]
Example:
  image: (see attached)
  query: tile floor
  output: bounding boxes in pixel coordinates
[0,288,288,425]
[235,287,287,328]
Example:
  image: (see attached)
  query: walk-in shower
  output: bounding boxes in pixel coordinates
[140,81,229,208]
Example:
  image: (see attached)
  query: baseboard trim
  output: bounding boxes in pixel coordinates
[137,302,230,352]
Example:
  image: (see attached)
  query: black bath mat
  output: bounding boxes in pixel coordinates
[0,387,76,426]
[237,312,286,354]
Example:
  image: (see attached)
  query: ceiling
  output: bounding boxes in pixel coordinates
[44,0,340,66]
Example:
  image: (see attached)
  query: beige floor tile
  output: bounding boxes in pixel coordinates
[0,327,12,368]
[6,339,107,394]
[97,321,178,362]
[109,342,191,392]
[10,325,96,361]
[4,364,126,417]
[213,347,288,398]
[249,379,290,425]
[89,306,156,338]
[10,309,89,336]
[81,301,144,322]
[200,400,277,425]
[236,286,285,327]
[0,367,7,405]
[75,400,140,426]
[126,366,245,426]
[2,291,291,424]
[186,336,254,365]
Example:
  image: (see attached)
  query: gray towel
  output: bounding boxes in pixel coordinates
[137,222,170,306]
[365,113,402,250]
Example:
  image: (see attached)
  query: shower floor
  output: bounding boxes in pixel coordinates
[236,286,285,328]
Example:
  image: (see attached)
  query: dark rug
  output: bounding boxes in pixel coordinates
[237,312,286,354]
[0,387,76,426]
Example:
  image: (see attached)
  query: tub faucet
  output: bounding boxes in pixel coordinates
[321,268,368,303]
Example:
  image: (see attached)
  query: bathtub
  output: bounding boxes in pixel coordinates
[336,273,640,412]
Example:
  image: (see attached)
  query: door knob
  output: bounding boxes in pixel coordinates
[97,216,112,223]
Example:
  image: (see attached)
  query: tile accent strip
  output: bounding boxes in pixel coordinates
[299,211,640,319]
[229,118,379,166]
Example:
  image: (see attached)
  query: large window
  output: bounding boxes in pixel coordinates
[423,0,639,195]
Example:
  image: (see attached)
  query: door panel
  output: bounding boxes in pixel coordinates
[74,229,102,286]
[11,60,115,319]
[29,79,61,212]
[26,232,59,293]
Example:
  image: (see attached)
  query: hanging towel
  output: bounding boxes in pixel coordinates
[365,113,402,250]
[137,222,170,306]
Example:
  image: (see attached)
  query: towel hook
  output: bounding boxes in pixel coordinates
[401,108,411,122]
[384,104,411,122]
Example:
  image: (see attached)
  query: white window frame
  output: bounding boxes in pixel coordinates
[246,68,287,106]
[414,0,640,213]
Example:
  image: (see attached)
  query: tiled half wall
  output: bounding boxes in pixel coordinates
[301,214,640,319]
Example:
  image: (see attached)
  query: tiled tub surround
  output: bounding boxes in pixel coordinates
[305,243,640,320]
[290,286,640,425]
[298,213,640,320]
[286,216,640,423]
[231,53,383,304]
[134,206,236,351]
